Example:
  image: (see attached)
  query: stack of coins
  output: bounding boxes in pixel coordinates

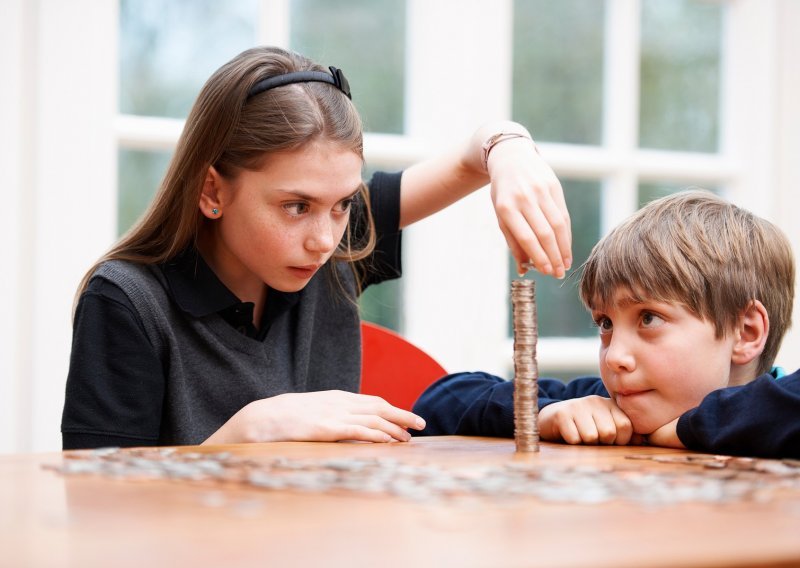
[511,279,539,452]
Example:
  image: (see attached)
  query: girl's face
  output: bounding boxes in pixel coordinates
[201,139,363,301]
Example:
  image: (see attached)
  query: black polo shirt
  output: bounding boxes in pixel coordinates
[62,171,403,449]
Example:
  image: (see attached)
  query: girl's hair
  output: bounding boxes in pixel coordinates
[579,190,795,376]
[76,46,374,303]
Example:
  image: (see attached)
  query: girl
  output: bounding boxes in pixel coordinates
[61,46,570,449]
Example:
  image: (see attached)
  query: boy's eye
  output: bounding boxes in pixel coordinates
[593,316,612,333]
[641,311,665,328]
[283,202,310,216]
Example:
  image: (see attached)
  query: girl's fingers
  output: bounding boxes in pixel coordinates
[351,414,412,442]
[499,211,552,275]
[350,394,427,431]
[337,424,394,443]
[519,203,566,278]
[541,182,572,269]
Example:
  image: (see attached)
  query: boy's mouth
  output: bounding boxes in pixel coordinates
[615,389,653,401]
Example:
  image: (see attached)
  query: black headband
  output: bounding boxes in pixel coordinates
[246,66,351,100]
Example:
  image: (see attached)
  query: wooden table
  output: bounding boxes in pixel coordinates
[2,436,799,568]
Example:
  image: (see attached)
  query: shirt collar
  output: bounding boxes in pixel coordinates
[161,247,300,318]
[162,247,238,316]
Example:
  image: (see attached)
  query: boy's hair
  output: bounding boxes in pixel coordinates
[76,46,373,303]
[579,190,794,376]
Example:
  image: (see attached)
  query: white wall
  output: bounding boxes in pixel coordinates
[1,0,118,453]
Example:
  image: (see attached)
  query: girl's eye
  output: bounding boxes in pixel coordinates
[593,316,613,334]
[641,311,665,328]
[283,202,309,216]
[333,198,354,214]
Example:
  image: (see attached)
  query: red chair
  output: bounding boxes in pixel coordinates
[360,321,447,411]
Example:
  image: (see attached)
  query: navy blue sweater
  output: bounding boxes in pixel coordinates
[413,369,800,459]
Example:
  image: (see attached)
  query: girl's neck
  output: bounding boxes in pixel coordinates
[196,229,268,326]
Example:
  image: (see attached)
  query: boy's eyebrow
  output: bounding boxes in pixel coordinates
[599,295,648,311]
[615,296,643,308]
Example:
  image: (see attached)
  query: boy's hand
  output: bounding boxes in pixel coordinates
[539,396,634,445]
[645,418,685,449]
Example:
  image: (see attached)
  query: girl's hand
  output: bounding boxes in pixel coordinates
[203,390,426,445]
[485,133,572,278]
[538,396,633,445]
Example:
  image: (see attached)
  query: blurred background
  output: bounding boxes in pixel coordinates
[2,0,798,453]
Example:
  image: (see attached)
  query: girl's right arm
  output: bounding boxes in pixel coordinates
[62,280,165,449]
[202,391,426,445]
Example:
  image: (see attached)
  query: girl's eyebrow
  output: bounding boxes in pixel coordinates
[275,185,361,203]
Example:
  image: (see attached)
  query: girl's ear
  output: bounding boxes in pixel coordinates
[731,300,769,366]
[199,166,225,219]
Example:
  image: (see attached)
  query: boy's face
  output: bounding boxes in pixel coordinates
[591,288,737,435]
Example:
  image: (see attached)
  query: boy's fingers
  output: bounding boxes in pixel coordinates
[610,406,634,445]
[593,413,620,445]
[571,413,601,445]
[555,416,582,445]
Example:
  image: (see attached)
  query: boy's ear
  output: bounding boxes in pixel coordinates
[199,166,226,219]
[731,300,769,366]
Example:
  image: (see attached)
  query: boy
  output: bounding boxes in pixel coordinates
[413,191,800,458]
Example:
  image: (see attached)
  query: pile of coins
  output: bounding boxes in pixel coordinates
[46,448,800,506]
[511,279,539,452]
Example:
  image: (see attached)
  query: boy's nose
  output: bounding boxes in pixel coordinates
[604,334,636,373]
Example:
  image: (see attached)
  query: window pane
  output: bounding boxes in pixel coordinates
[118,149,172,235]
[639,0,723,152]
[638,181,719,208]
[508,179,602,338]
[120,0,258,118]
[512,0,605,145]
[290,0,405,134]
[360,280,402,331]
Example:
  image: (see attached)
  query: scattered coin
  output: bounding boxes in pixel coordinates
[44,448,800,507]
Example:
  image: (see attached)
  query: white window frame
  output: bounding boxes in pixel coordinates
[2,0,798,453]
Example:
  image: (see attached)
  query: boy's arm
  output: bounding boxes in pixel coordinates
[411,372,608,437]
[654,371,800,458]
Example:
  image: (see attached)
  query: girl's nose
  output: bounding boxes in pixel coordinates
[304,215,337,254]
